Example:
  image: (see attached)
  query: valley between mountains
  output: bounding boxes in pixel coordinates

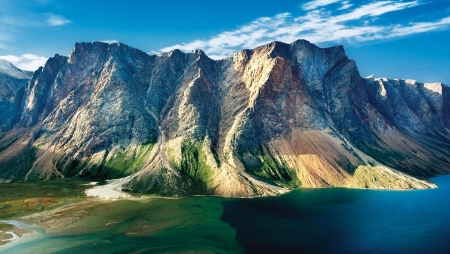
[1,39,449,197]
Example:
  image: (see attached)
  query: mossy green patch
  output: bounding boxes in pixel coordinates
[241,146,300,189]
[100,144,154,179]
[72,143,154,180]
[103,143,154,179]
[177,139,214,194]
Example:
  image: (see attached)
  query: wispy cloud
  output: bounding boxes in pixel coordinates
[46,13,71,26]
[159,0,450,59]
[339,1,353,10]
[0,54,48,71]
[389,17,450,37]
[0,1,71,49]
[302,0,340,10]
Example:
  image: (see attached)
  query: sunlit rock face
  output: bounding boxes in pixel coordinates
[0,40,449,196]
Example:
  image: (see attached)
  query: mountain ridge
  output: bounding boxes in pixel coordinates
[0,59,33,80]
[0,39,448,197]
[0,60,33,137]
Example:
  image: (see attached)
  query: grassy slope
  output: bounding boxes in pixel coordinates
[241,146,301,189]
[177,140,214,194]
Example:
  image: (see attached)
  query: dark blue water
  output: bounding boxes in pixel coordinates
[221,175,450,254]
[3,176,450,253]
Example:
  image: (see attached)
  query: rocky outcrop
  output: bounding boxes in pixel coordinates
[0,40,448,196]
[0,60,32,137]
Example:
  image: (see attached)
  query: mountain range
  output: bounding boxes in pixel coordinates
[0,40,449,197]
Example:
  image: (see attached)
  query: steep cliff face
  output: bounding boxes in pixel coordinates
[0,40,448,196]
[0,60,32,137]
[355,78,450,178]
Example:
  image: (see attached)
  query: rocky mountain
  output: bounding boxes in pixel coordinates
[0,40,449,197]
[0,60,33,137]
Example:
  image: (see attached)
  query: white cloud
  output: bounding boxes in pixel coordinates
[0,2,72,51]
[388,17,450,37]
[46,13,71,26]
[0,54,48,71]
[160,13,291,59]
[0,12,71,50]
[0,55,20,63]
[339,1,353,10]
[158,0,450,59]
[302,0,340,10]
[100,40,119,44]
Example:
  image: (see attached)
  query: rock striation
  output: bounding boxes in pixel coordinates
[0,40,449,197]
[0,60,32,137]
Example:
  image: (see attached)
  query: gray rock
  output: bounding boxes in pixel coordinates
[0,60,32,138]
[0,40,449,195]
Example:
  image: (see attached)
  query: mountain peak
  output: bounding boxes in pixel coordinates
[191,49,206,55]
[0,39,448,196]
[0,59,33,80]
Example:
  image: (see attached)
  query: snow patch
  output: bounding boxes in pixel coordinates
[424,82,442,94]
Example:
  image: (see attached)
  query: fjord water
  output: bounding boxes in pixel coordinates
[222,175,450,253]
[2,175,450,253]
[0,197,242,253]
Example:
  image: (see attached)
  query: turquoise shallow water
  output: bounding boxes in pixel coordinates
[2,175,450,253]
[0,197,242,253]
[222,175,450,253]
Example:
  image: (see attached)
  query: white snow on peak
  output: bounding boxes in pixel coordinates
[424,82,443,94]
[405,79,417,85]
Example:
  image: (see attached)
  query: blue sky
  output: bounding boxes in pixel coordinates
[0,0,449,83]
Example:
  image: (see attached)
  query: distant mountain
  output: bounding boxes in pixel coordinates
[0,59,33,80]
[0,40,449,197]
[0,60,33,136]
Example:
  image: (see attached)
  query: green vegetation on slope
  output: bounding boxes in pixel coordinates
[241,146,300,188]
[177,140,214,194]
[0,145,37,182]
[71,143,154,180]
[351,165,427,189]
[103,143,154,179]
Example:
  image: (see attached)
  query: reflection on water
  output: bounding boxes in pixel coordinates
[222,175,450,253]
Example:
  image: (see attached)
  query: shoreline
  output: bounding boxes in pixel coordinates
[83,176,439,201]
[0,175,444,253]
[0,220,40,251]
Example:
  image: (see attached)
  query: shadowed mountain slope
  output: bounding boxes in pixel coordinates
[0,60,33,137]
[0,40,448,197]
